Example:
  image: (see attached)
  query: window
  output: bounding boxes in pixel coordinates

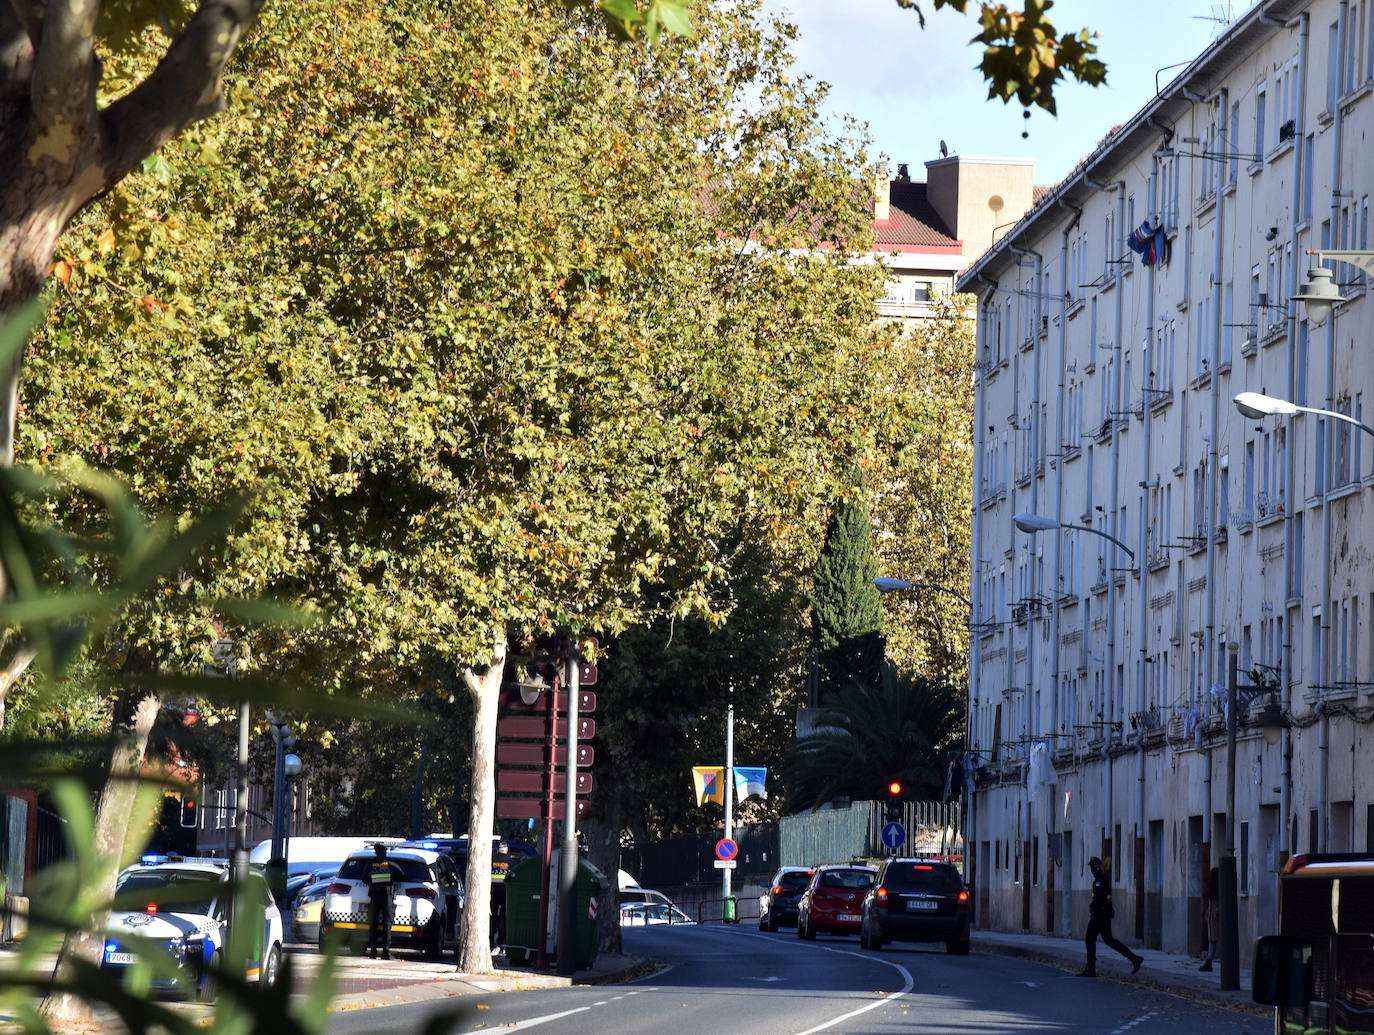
[1328,21,1341,111]
[1254,83,1267,158]
[1228,103,1241,183]
[1221,281,1235,364]
[1302,135,1315,221]
[1240,822,1251,896]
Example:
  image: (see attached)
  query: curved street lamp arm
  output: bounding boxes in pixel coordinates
[1060,522,1136,562]
[1296,402,1374,440]
[897,582,973,609]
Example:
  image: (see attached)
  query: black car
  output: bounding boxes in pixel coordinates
[758,867,814,931]
[859,858,970,954]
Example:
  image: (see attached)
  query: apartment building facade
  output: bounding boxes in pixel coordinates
[959,0,1374,954]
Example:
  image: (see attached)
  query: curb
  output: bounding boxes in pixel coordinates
[576,957,660,985]
[973,940,1270,1019]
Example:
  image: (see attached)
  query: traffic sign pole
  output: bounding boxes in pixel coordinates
[722,702,734,921]
[556,648,581,976]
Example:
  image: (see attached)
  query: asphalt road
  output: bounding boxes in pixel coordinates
[324,924,1267,1034]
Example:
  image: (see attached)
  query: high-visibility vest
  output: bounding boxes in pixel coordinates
[370,864,393,885]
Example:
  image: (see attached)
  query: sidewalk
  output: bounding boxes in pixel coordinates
[971,927,1266,1018]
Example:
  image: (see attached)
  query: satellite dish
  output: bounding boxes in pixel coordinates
[939,139,949,158]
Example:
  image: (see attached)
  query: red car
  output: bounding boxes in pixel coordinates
[796,864,876,939]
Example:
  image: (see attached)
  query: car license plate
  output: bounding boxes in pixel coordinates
[907,900,939,912]
[105,951,135,965]
[838,913,861,923]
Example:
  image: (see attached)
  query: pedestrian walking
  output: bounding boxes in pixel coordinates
[1199,866,1219,971]
[1079,856,1143,977]
[365,843,402,960]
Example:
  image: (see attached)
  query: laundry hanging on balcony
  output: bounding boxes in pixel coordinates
[1126,220,1170,268]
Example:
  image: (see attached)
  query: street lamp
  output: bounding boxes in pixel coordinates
[873,576,972,607]
[1291,250,1374,324]
[1253,699,1292,746]
[1012,512,1136,562]
[1234,391,1374,439]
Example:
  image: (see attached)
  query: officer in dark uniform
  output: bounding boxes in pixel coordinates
[365,843,403,959]
[1080,856,1143,977]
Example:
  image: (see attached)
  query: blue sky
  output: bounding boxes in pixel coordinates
[762,0,1238,186]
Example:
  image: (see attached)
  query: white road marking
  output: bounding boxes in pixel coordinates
[1018,981,1039,988]
[747,976,784,982]
[593,1000,609,1006]
[505,1005,593,1030]
[791,945,914,1035]
[1109,1009,1159,1034]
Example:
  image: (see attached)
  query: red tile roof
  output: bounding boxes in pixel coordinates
[872,180,959,250]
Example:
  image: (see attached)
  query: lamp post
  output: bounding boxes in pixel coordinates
[1219,644,1240,990]
[1290,250,1374,325]
[283,752,302,868]
[1012,512,1135,563]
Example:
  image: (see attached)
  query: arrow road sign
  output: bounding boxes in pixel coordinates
[498,687,597,714]
[496,770,594,795]
[881,821,906,850]
[495,716,596,741]
[495,797,589,820]
[496,742,594,767]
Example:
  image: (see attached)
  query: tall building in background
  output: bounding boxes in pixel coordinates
[960,0,1373,955]
[872,155,1040,318]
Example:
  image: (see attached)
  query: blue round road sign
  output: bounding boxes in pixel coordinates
[881,821,906,850]
[715,838,738,861]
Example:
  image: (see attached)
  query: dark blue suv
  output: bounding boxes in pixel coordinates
[860,858,970,954]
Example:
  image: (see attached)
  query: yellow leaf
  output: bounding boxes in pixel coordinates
[96,228,116,254]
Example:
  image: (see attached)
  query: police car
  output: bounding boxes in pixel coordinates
[101,854,284,1000]
[319,845,464,957]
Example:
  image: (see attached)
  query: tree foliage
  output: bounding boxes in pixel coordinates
[870,297,975,683]
[809,489,884,699]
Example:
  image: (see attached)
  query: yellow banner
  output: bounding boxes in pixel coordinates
[692,766,725,806]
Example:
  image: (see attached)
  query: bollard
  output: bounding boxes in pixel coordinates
[724,895,737,923]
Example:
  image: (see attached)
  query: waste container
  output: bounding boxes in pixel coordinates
[504,855,611,969]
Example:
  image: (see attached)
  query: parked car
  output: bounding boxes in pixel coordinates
[319,846,465,958]
[796,864,876,939]
[859,857,970,954]
[101,854,284,1000]
[291,879,330,944]
[619,886,675,909]
[758,867,814,931]
[620,902,695,926]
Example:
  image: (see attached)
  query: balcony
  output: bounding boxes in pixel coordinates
[1231,507,1254,534]
[1256,491,1286,525]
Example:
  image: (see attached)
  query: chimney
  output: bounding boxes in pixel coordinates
[896,163,910,182]
[874,166,891,223]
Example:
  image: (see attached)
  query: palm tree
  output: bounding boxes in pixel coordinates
[780,663,963,810]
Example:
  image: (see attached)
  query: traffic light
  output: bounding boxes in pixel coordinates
[885,781,903,823]
[179,796,198,829]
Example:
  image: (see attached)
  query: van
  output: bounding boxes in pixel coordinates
[249,836,405,877]
[1252,853,1374,1034]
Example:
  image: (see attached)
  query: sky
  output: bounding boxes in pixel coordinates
[761,0,1241,187]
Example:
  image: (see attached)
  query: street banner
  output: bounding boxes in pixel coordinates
[692,766,725,805]
[734,766,767,800]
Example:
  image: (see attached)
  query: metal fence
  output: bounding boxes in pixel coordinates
[624,820,778,889]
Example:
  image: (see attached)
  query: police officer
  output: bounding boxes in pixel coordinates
[1080,856,1143,977]
[365,843,402,960]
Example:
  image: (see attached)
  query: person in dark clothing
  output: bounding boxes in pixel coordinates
[365,844,403,960]
[1199,866,1220,971]
[1080,856,1143,977]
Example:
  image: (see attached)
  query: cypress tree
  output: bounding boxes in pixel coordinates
[810,492,885,701]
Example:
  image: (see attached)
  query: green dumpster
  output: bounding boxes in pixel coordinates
[504,856,611,969]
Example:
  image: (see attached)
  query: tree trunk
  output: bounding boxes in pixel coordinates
[39,686,161,1025]
[458,626,505,974]
[0,642,35,732]
[585,787,624,955]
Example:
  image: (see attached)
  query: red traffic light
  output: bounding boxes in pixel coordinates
[887,781,902,797]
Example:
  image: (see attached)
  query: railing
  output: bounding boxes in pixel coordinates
[1256,491,1286,520]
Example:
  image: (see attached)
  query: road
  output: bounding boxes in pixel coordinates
[323,924,1266,1034]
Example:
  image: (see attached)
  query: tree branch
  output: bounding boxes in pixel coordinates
[102,0,268,186]
[29,0,99,134]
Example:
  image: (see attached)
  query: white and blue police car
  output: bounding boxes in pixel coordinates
[100,854,284,1000]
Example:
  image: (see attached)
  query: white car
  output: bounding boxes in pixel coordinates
[101,855,284,1000]
[319,846,464,957]
[620,902,696,926]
